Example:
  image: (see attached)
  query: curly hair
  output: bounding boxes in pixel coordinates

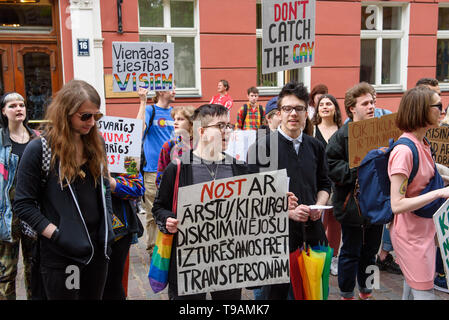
[277,81,310,107]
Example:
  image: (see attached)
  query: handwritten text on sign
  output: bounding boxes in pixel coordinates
[433,199,449,290]
[348,113,402,168]
[97,116,143,173]
[112,41,174,92]
[176,170,290,296]
[262,0,316,74]
[426,127,449,167]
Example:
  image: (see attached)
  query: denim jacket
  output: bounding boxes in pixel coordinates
[0,126,36,241]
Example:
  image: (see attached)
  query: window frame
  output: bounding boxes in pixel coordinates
[437,3,449,92]
[138,0,201,97]
[360,2,410,93]
[256,0,311,96]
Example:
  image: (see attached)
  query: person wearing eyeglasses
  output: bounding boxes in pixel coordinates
[152,104,246,300]
[247,82,332,300]
[13,80,115,300]
[326,82,384,300]
[0,92,40,300]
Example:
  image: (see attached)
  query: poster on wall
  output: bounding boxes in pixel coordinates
[262,0,316,74]
[176,170,290,296]
[112,41,174,92]
[97,116,143,174]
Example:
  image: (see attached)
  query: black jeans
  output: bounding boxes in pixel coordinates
[338,224,383,298]
[103,234,132,300]
[41,251,109,300]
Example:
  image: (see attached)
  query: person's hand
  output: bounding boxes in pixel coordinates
[289,204,310,222]
[287,192,298,210]
[309,208,322,221]
[166,217,178,233]
[138,87,148,104]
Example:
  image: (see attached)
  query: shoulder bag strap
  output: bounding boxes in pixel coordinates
[172,159,181,215]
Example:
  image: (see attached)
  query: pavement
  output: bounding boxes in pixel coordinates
[11,215,449,301]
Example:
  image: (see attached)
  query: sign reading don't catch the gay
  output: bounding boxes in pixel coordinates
[262,0,316,74]
[112,41,174,92]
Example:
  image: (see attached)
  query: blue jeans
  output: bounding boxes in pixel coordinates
[381,225,393,252]
[338,224,383,298]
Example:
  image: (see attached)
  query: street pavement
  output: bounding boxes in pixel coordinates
[13,215,449,301]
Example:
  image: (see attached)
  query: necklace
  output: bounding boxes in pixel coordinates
[10,128,27,144]
[204,162,219,180]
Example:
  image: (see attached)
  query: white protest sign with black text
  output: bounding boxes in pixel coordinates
[112,41,174,92]
[176,170,290,296]
[97,116,143,174]
[433,198,449,290]
[262,0,316,74]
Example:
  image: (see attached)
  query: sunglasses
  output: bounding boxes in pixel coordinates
[76,112,103,121]
[431,103,443,113]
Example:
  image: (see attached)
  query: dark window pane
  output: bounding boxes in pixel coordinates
[383,7,401,30]
[0,57,3,96]
[23,52,52,120]
[361,5,377,30]
[438,7,449,30]
[381,39,400,84]
[139,0,163,27]
[257,38,277,87]
[171,1,194,27]
[0,4,52,28]
[173,37,195,88]
[437,39,449,83]
[256,3,262,29]
[360,39,376,84]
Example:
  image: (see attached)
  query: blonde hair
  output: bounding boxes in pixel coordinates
[43,80,107,185]
[171,106,196,124]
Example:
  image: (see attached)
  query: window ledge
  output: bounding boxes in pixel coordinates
[439,83,449,92]
[372,84,405,93]
[257,87,282,96]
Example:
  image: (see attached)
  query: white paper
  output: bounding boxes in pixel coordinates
[309,205,333,210]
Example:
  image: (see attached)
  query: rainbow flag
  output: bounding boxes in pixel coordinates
[148,231,174,293]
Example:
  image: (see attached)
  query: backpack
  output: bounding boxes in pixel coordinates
[140,104,156,173]
[355,137,419,225]
[242,104,264,128]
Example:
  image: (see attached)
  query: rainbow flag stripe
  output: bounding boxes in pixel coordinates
[148,232,174,293]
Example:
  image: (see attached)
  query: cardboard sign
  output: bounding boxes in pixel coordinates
[262,0,316,74]
[97,116,143,174]
[176,170,290,296]
[348,113,402,168]
[433,198,449,290]
[426,127,449,167]
[112,41,174,92]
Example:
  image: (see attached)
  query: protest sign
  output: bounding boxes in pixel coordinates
[426,127,449,167]
[348,113,402,168]
[262,0,316,74]
[97,116,143,173]
[176,170,290,296]
[225,130,257,162]
[112,41,174,92]
[433,198,449,290]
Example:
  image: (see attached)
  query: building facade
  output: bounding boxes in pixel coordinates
[0,0,448,123]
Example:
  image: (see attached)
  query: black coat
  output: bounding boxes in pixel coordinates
[247,131,332,252]
[13,138,115,267]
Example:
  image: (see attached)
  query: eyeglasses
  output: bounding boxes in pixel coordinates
[431,103,443,113]
[76,112,103,121]
[280,105,307,114]
[203,122,235,131]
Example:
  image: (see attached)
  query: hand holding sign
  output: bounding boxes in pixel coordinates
[166,217,178,234]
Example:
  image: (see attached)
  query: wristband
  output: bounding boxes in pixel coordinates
[50,227,60,242]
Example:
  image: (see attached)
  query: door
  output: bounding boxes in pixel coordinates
[0,42,59,120]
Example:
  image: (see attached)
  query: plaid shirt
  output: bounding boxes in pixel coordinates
[236,103,265,130]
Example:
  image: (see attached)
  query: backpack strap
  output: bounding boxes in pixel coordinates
[41,136,51,185]
[392,137,419,184]
[259,104,264,124]
[142,104,156,142]
[242,104,248,127]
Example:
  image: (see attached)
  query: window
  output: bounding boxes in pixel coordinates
[0,0,53,33]
[138,0,200,96]
[360,3,409,92]
[256,1,311,95]
[437,4,449,90]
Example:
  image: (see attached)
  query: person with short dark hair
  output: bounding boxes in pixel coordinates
[209,80,234,110]
[416,77,440,92]
[326,82,383,300]
[389,86,449,300]
[236,86,265,130]
[248,81,331,300]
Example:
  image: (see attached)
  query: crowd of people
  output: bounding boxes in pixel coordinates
[0,76,448,300]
